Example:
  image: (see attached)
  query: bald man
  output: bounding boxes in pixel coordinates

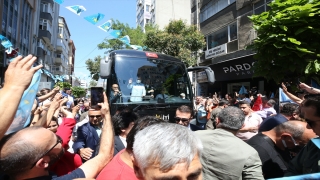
[0,93,114,180]
[247,121,316,179]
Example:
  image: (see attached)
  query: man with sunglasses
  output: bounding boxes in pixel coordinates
[73,107,104,162]
[175,105,202,131]
[286,96,320,176]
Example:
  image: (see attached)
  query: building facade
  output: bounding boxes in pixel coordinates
[0,0,41,83]
[68,39,75,84]
[37,0,60,85]
[192,0,277,97]
[136,0,191,30]
[54,16,70,79]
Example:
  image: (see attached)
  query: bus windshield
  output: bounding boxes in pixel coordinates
[110,56,192,105]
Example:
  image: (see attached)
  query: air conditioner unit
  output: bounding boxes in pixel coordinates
[151,4,155,11]
[138,0,142,6]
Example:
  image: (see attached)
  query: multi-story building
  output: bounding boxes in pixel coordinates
[136,0,191,30]
[0,0,41,82]
[192,0,276,97]
[68,39,75,84]
[54,16,69,79]
[37,0,59,85]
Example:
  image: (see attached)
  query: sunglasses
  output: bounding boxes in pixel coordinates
[89,115,102,119]
[174,117,190,123]
[30,135,62,169]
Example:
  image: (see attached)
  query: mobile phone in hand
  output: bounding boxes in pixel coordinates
[91,87,104,106]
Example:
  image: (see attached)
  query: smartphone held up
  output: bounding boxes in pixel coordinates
[91,87,104,106]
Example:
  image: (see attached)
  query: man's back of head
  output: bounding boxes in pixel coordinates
[217,106,245,131]
[0,126,57,179]
[132,123,203,180]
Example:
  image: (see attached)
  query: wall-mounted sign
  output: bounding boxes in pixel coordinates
[197,71,208,83]
[210,56,256,81]
[205,44,227,59]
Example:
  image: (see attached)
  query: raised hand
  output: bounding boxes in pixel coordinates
[4,55,42,90]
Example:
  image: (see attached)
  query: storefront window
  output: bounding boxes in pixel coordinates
[206,22,237,50]
[229,22,237,41]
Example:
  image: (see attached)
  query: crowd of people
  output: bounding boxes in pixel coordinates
[0,55,320,180]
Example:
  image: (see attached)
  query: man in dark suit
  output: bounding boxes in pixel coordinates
[73,108,103,162]
[175,105,202,131]
[112,108,138,156]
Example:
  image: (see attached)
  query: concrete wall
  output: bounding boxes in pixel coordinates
[155,0,191,29]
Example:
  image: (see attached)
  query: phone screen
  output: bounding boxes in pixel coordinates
[91,87,104,106]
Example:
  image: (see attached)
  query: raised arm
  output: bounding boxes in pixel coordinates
[299,83,320,94]
[37,86,60,102]
[0,55,42,139]
[281,83,303,104]
[78,92,114,178]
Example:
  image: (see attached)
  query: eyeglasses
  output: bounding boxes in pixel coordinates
[89,115,102,119]
[305,118,320,128]
[30,135,62,169]
[174,117,190,123]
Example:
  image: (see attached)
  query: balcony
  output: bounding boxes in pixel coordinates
[38,29,51,44]
[55,57,62,64]
[40,12,53,23]
[41,0,54,4]
[37,47,46,58]
[56,45,62,52]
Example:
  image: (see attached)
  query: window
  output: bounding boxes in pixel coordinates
[146,5,150,12]
[58,27,63,34]
[41,2,48,12]
[2,4,8,30]
[200,0,236,23]
[253,0,272,15]
[206,22,237,50]
[39,19,51,32]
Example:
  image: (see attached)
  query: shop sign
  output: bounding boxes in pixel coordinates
[205,44,227,59]
[210,56,256,81]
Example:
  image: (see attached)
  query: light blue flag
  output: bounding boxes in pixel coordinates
[84,13,105,25]
[239,85,248,94]
[269,172,320,180]
[54,0,64,4]
[98,20,112,32]
[108,29,121,39]
[55,75,63,82]
[119,35,131,45]
[130,45,143,50]
[279,88,294,103]
[0,35,13,49]
[5,70,41,134]
[66,5,86,15]
[270,92,274,99]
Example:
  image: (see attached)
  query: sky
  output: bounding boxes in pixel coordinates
[59,0,137,82]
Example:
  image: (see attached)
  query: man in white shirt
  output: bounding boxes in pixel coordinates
[237,100,263,141]
[127,77,146,102]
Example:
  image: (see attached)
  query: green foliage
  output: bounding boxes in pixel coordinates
[248,0,320,83]
[85,55,103,81]
[71,86,86,98]
[54,82,71,89]
[144,20,206,66]
[89,80,98,87]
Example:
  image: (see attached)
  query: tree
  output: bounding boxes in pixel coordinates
[54,82,71,89]
[97,19,151,51]
[85,55,102,81]
[71,86,86,98]
[248,0,320,83]
[144,20,206,66]
[89,80,98,87]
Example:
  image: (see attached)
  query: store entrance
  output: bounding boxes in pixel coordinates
[227,82,250,94]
